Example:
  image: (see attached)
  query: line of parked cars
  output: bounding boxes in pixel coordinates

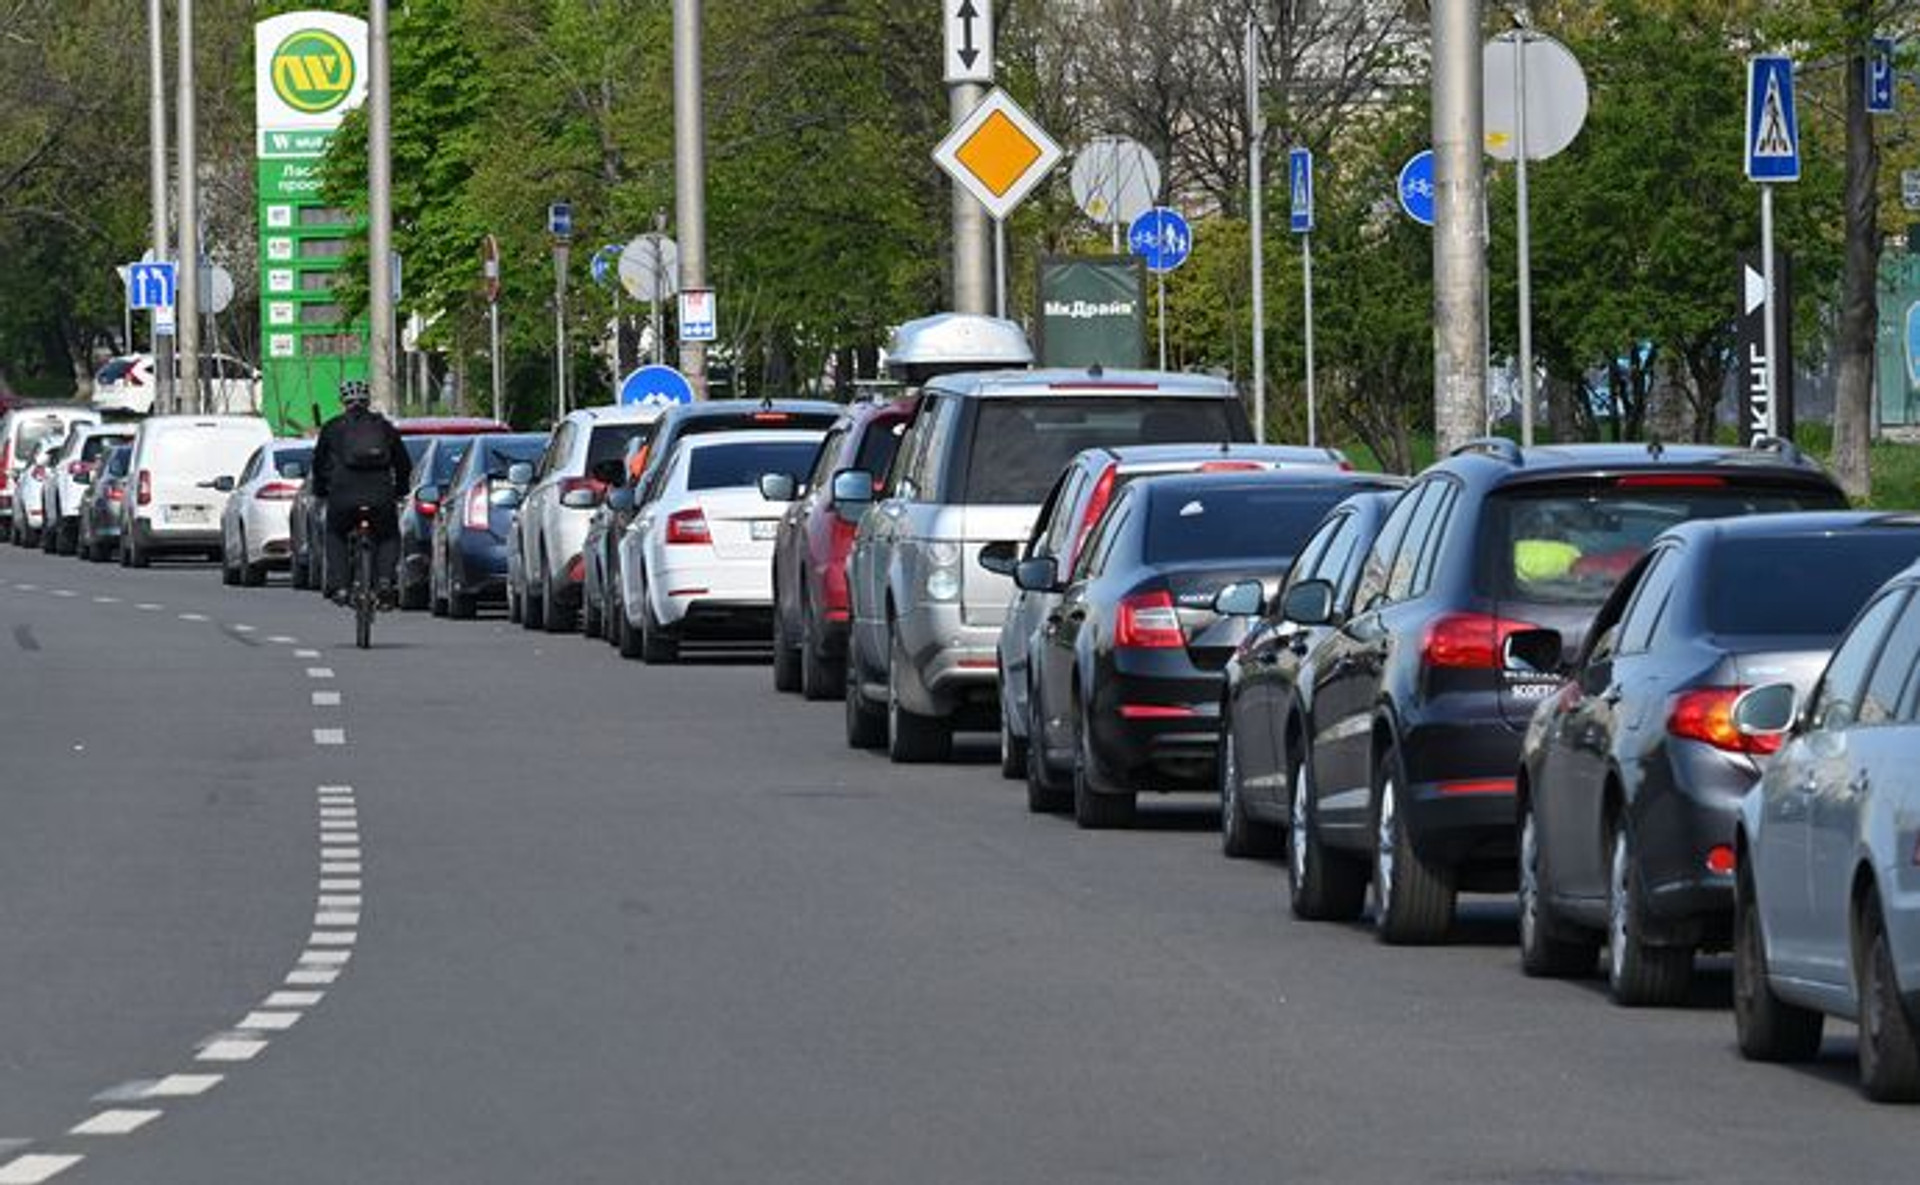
[9,313,1920,1103]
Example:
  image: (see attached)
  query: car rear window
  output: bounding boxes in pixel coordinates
[686,440,822,491]
[104,447,132,477]
[960,397,1244,504]
[403,437,432,467]
[80,434,130,463]
[587,424,656,472]
[152,427,266,477]
[96,360,133,383]
[1485,482,1844,606]
[430,441,470,483]
[854,419,907,478]
[478,438,545,479]
[1707,531,1920,637]
[16,420,65,456]
[1145,483,1359,565]
[275,446,315,478]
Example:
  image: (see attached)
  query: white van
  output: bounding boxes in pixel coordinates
[120,415,273,566]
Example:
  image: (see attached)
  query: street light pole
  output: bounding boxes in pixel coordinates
[1432,0,1488,458]
[175,0,201,414]
[672,0,710,398]
[367,0,397,414]
[1246,16,1266,444]
[146,0,174,414]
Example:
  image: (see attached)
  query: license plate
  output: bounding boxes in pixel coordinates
[750,520,778,541]
[167,505,210,525]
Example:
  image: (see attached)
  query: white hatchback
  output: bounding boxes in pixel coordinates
[220,438,315,585]
[616,428,825,662]
[42,422,136,554]
[120,415,273,566]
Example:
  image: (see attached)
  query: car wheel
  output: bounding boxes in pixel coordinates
[1290,756,1368,921]
[771,601,802,693]
[844,651,887,750]
[399,571,428,611]
[1857,894,1920,1102]
[998,687,1027,781]
[1518,796,1599,978]
[639,584,679,663]
[241,536,268,587]
[542,564,574,633]
[1370,742,1455,944]
[1606,822,1694,1007]
[220,537,241,585]
[521,556,546,631]
[39,518,56,553]
[1072,710,1134,830]
[1025,691,1071,814]
[1220,723,1282,859]
[613,588,642,658]
[57,520,77,556]
[886,630,952,764]
[126,529,150,568]
[582,576,604,638]
[1734,862,1824,1062]
[800,602,844,701]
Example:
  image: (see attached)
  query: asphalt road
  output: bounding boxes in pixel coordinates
[1,546,1915,1185]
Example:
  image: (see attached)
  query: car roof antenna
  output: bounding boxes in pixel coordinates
[1088,363,1104,379]
[1646,436,1665,461]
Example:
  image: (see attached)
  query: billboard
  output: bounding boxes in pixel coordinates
[256,12,370,435]
[1036,257,1146,370]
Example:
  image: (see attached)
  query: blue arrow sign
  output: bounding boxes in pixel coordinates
[1870,37,1896,115]
[548,201,574,240]
[1398,150,1434,227]
[619,365,695,409]
[1289,148,1314,235]
[1746,56,1801,183]
[1127,207,1192,273]
[129,261,176,311]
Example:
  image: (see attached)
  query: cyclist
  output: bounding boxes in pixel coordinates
[310,379,410,609]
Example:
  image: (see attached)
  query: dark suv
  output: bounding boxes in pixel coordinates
[1284,438,1848,943]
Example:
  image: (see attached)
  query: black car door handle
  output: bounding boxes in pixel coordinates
[1254,650,1280,667]
[1600,686,1623,706]
[1067,609,1087,624]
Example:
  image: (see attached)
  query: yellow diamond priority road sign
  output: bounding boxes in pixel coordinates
[933,89,1063,222]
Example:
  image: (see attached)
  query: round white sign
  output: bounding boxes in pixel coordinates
[1483,34,1589,163]
[619,235,680,302]
[1070,136,1161,227]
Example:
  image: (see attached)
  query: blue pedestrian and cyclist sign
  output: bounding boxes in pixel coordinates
[1128,207,1192,273]
[1289,148,1314,235]
[1745,56,1800,183]
[618,364,695,409]
[1398,150,1434,227]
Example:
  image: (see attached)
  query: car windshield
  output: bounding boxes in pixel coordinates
[17,419,66,458]
[1145,483,1358,565]
[403,437,433,467]
[686,440,822,491]
[587,423,656,472]
[1707,531,1920,637]
[1485,483,1844,606]
[960,398,1242,504]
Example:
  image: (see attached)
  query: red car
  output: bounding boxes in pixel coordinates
[768,398,913,699]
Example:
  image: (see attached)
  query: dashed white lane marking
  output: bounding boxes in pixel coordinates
[306,667,334,679]
[319,806,356,819]
[314,912,360,928]
[50,590,74,599]
[111,1075,223,1101]
[69,1110,160,1136]
[285,968,339,986]
[195,1039,267,1064]
[294,648,320,658]
[313,728,345,746]
[320,817,357,829]
[265,991,323,1009]
[177,612,207,622]
[14,584,37,592]
[298,949,352,966]
[236,1011,301,1033]
[307,930,357,947]
[230,624,255,633]
[318,895,361,909]
[90,596,118,604]
[268,635,297,645]
[320,878,360,892]
[136,603,161,611]
[320,862,361,875]
[0,1153,84,1182]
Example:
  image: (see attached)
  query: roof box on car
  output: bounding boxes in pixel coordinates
[886,314,1034,386]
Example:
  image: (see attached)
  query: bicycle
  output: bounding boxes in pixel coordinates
[347,506,380,650]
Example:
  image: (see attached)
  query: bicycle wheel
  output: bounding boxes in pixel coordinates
[354,532,374,650]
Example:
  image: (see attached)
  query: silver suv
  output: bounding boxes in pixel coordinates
[838,368,1255,763]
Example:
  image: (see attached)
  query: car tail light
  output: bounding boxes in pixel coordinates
[127,368,145,387]
[751,411,793,423]
[29,464,45,481]
[1422,613,1538,670]
[566,554,585,584]
[417,498,439,517]
[1067,463,1119,573]
[464,484,490,532]
[1706,845,1737,875]
[1116,589,1184,650]
[666,508,710,545]
[1120,704,1198,719]
[108,484,124,503]
[1198,460,1266,473]
[66,461,93,478]
[1438,778,1516,796]
[256,481,300,501]
[1614,474,1726,489]
[137,470,153,506]
[0,441,10,490]
[1668,686,1781,755]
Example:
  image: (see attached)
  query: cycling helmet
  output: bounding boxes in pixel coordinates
[339,379,372,407]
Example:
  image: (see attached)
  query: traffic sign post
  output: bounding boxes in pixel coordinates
[1128,207,1191,370]
[550,201,573,417]
[1289,148,1317,446]
[1747,55,1801,440]
[482,234,503,425]
[619,233,679,365]
[933,88,1063,318]
[592,243,625,380]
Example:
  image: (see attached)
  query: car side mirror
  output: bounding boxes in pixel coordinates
[560,484,602,510]
[490,485,524,511]
[415,484,441,507]
[506,461,534,487]
[1280,579,1335,626]
[759,472,798,502]
[589,458,625,486]
[1503,628,1565,676]
[831,469,873,523]
[607,487,636,513]
[978,540,1020,576]
[1734,682,1798,738]
[1014,556,1059,594]
[207,475,236,494]
[1214,580,1266,618]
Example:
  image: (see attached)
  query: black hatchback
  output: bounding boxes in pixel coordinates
[1285,438,1848,943]
[1019,469,1399,830]
[1516,512,1920,1004]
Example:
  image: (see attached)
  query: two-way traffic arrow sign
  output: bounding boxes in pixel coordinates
[944,0,993,84]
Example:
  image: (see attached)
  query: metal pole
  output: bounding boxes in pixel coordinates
[950,83,993,314]
[367,0,396,415]
[1761,184,1779,438]
[554,250,569,417]
[1514,32,1536,446]
[1432,0,1488,458]
[174,0,201,415]
[1247,16,1266,443]
[146,0,174,414]
[489,300,503,424]
[993,219,1007,318]
[1304,234,1317,448]
[1156,270,1168,370]
[672,0,710,396]
[612,289,623,384]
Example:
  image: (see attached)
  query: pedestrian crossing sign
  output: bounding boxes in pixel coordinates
[1745,55,1800,183]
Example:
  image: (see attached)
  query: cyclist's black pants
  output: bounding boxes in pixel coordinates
[324,501,400,597]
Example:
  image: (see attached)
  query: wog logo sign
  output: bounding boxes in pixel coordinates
[271,29,355,115]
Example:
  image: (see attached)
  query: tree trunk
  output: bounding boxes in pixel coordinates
[1833,16,1880,499]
